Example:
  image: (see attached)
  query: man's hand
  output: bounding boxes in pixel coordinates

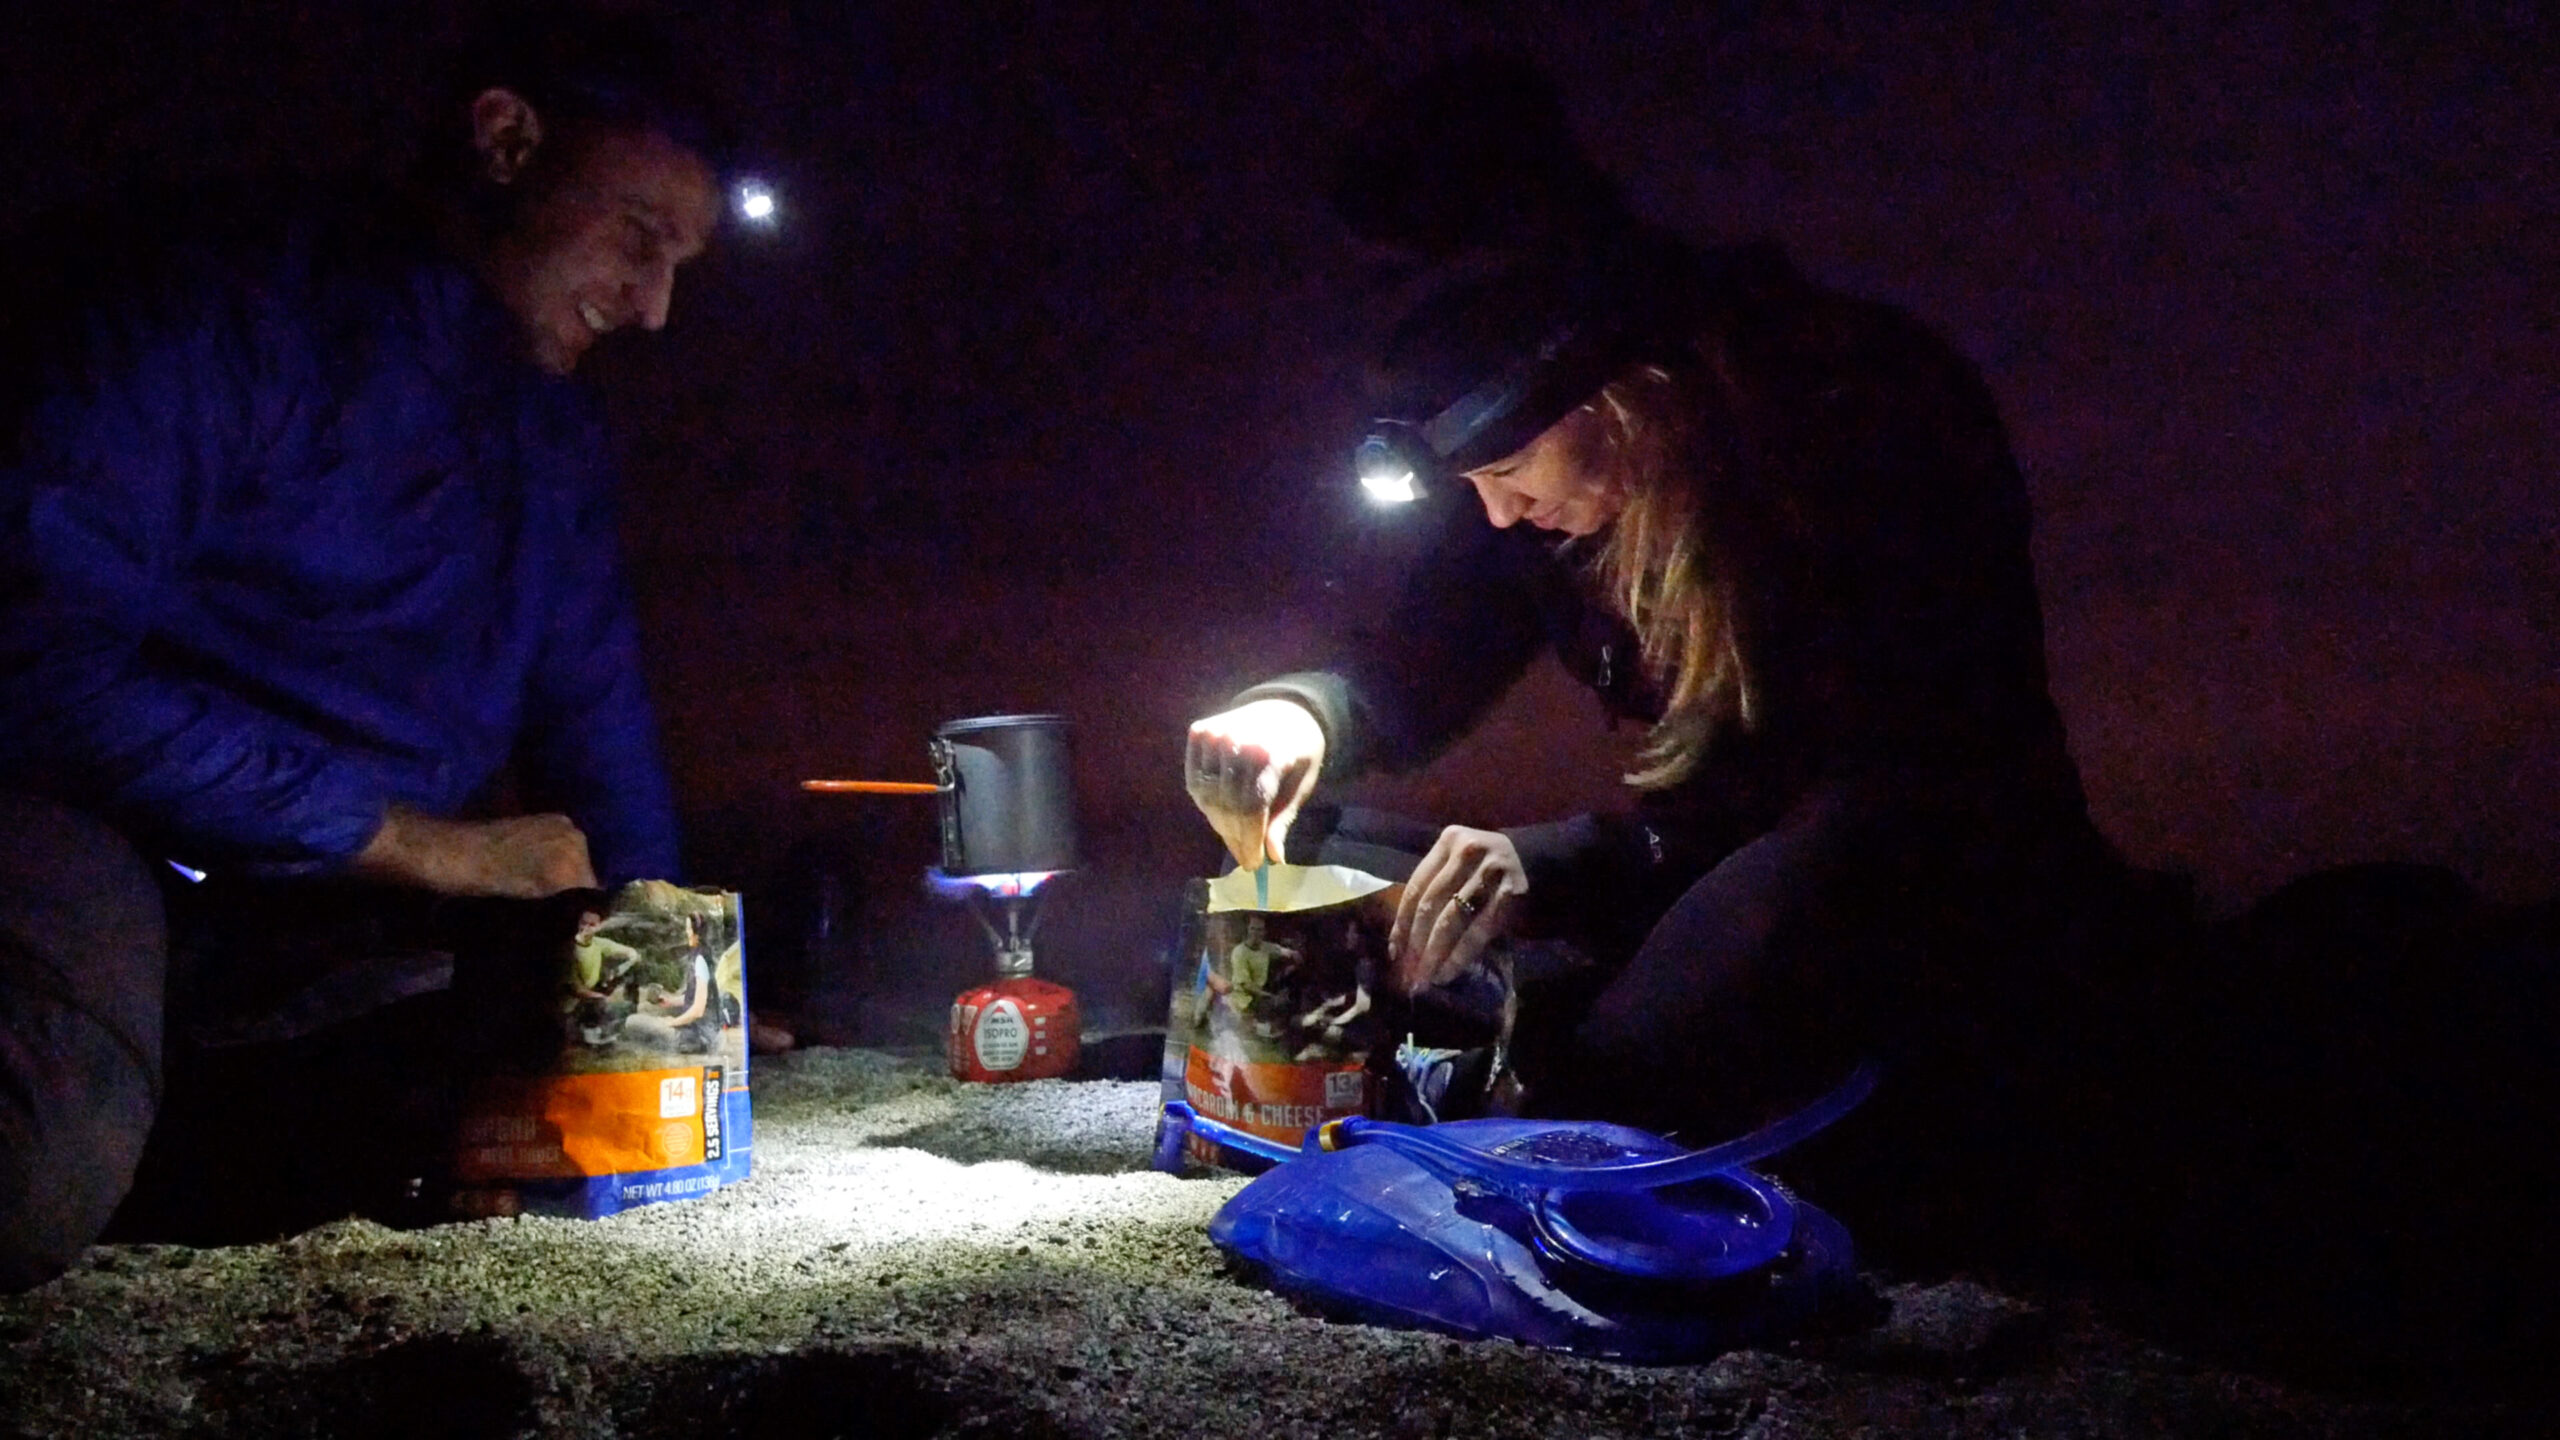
[351,807,599,898]
[1389,825,1526,995]
[1185,699,1325,870]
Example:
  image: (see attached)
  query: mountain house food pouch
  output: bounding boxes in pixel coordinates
[451,880,752,1217]
[1155,863,1399,1172]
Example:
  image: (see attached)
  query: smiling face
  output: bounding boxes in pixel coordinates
[1458,403,1625,536]
[470,89,720,375]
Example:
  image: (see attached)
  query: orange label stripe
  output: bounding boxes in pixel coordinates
[455,1069,711,1181]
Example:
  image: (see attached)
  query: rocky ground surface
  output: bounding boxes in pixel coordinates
[2,1047,2548,1438]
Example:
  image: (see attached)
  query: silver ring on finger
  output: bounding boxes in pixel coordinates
[1455,892,1480,918]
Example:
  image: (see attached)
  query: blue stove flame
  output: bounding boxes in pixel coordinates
[925,868,1061,900]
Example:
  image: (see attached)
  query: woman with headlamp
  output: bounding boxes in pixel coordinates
[1185,227,2129,1234]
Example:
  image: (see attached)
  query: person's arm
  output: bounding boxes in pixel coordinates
[348,806,596,897]
[1234,500,1556,782]
[665,957,711,1026]
[1190,504,1560,868]
[510,397,681,887]
[0,264,393,875]
[1500,811,1666,917]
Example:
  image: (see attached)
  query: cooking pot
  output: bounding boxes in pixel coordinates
[929,714,1077,876]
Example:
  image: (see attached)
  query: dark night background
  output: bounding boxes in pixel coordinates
[4,1,2551,1032]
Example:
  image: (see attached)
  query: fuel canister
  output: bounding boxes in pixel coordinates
[949,976,1081,1082]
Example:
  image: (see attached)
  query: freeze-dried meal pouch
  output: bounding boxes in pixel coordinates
[1154,863,1398,1173]
[451,881,752,1217]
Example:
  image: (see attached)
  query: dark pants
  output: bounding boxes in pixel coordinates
[0,794,582,1292]
[0,793,165,1291]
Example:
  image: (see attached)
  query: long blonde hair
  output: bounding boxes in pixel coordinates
[1586,354,1759,790]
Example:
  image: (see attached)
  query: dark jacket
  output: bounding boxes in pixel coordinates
[1244,245,2098,934]
[0,197,678,883]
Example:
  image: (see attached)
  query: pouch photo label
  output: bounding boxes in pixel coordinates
[1163,864,1401,1170]
[453,882,753,1218]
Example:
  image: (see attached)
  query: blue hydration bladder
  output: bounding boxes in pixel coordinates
[1200,1064,1876,1362]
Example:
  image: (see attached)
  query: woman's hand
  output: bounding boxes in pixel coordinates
[1390,825,1526,994]
[1184,699,1325,870]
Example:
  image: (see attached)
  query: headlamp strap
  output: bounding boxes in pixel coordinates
[1416,318,1587,462]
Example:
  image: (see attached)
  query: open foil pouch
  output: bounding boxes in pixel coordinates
[1153,863,1402,1172]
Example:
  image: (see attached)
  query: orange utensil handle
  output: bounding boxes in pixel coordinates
[800,780,946,795]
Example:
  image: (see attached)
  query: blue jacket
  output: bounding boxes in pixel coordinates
[0,202,679,884]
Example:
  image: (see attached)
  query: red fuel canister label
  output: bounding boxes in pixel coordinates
[949,976,1081,1082]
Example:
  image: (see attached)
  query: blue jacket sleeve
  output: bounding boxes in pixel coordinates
[511,403,681,886]
[0,270,390,873]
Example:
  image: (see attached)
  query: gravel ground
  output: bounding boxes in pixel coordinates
[1,1047,2545,1438]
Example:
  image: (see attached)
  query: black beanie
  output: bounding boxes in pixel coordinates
[1365,229,1703,473]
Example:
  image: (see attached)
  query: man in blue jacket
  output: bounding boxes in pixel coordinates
[0,16,726,1288]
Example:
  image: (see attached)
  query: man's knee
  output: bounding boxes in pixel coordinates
[0,793,167,1291]
[0,1026,158,1291]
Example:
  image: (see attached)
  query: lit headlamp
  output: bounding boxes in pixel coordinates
[731,176,780,230]
[1355,427,1430,505]
[1354,313,1618,507]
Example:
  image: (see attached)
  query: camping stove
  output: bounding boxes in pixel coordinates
[935,867,1081,1082]
[807,713,1082,1083]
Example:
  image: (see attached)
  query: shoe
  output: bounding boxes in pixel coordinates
[749,1017,797,1054]
[1382,1036,1496,1125]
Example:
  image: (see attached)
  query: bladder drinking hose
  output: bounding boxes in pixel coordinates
[1350,1062,1876,1283]
[1316,1061,1877,1192]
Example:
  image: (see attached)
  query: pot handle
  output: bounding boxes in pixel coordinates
[929,737,964,872]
